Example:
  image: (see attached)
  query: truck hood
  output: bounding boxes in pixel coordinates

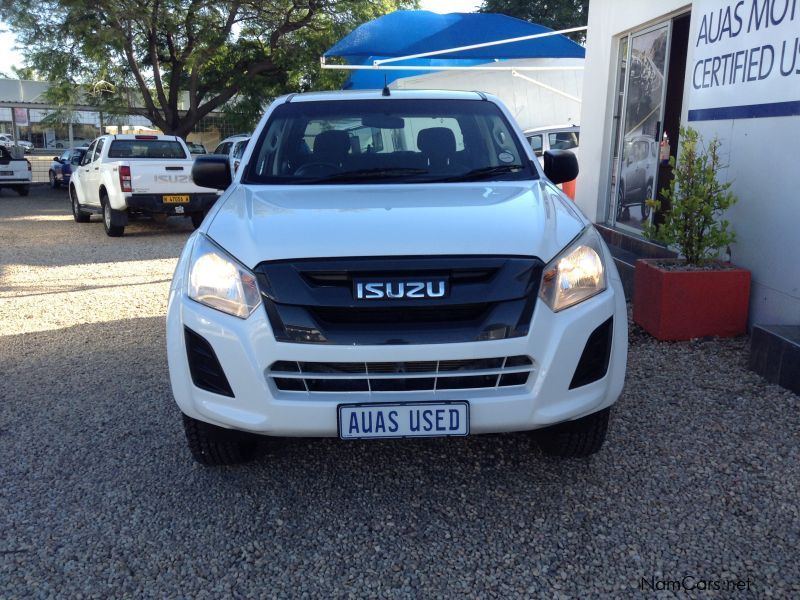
[206,182,587,269]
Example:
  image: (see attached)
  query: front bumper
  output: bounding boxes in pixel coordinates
[126,193,219,215]
[167,262,628,437]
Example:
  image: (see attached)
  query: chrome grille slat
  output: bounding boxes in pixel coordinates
[496,356,508,389]
[298,361,309,393]
[267,355,534,393]
[269,366,534,380]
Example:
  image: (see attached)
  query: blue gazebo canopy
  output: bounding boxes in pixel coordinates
[324,10,585,89]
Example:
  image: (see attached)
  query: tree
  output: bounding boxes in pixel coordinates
[8,65,42,80]
[480,0,589,43]
[0,0,416,136]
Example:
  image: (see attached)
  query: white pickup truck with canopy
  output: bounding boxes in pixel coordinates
[69,134,220,236]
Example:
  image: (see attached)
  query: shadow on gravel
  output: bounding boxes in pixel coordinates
[0,186,194,270]
[4,278,174,300]
[2,312,799,595]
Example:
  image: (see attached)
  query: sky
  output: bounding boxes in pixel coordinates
[420,0,481,13]
[0,1,482,76]
[0,27,23,76]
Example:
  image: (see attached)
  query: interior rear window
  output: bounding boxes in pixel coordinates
[108,140,187,159]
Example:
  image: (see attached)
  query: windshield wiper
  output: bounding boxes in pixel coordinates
[429,164,528,183]
[299,167,430,183]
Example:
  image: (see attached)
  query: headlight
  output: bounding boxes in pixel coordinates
[188,234,261,318]
[539,226,607,312]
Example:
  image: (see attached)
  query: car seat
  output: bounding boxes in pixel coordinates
[417,127,461,171]
[313,130,351,166]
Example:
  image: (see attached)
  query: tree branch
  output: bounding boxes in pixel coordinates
[112,14,166,130]
[146,0,171,126]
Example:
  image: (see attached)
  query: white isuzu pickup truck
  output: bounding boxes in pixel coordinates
[69,134,220,236]
[0,145,32,196]
[167,90,628,465]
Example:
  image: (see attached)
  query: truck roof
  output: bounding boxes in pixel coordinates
[282,89,490,103]
[105,134,181,141]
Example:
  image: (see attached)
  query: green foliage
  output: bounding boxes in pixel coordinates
[480,0,588,43]
[0,0,416,135]
[643,127,737,266]
[9,65,42,80]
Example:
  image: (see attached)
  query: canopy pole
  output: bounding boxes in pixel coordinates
[320,58,583,73]
[371,26,588,66]
[511,70,582,103]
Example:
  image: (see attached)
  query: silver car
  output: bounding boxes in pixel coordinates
[617,135,657,220]
[0,134,33,153]
[524,124,580,165]
[213,134,251,175]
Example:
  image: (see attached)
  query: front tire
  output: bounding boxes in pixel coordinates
[49,170,60,189]
[641,182,653,219]
[535,408,610,458]
[71,188,91,223]
[182,414,261,466]
[616,183,626,220]
[102,197,125,237]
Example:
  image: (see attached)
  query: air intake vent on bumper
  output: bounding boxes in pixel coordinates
[184,327,234,397]
[569,317,613,389]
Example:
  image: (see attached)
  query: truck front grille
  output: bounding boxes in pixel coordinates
[254,256,544,346]
[268,355,533,393]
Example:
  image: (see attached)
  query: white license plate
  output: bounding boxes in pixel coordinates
[0,171,13,176]
[338,402,469,440]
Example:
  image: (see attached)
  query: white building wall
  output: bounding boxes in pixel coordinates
[682,0,800,325]
[392,58,584,131]
[579,0,800,325]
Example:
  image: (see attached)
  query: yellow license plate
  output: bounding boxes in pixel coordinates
[163,195,189,204]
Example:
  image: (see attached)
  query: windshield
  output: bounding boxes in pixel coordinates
[244,99,535,185]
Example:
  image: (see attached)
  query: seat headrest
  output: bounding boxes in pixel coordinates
[417,127,456,156]
[313,130,350,158]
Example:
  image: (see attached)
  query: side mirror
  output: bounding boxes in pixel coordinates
[543,149,578,185]
[192,155,232,190]
[53,156,61,162]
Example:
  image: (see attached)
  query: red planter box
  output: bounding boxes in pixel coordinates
[633,259,751,341]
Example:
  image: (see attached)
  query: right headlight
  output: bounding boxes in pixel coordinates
[539,226,607,312]
[187,233,261,319]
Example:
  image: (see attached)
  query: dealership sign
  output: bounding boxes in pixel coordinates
[687,0,800,120]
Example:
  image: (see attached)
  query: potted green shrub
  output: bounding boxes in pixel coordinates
[633,127,750,341]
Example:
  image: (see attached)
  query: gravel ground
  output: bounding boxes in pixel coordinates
[1,187,799,598]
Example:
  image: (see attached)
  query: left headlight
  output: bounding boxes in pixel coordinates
[539,226,607,312]
[188,233,261,319]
